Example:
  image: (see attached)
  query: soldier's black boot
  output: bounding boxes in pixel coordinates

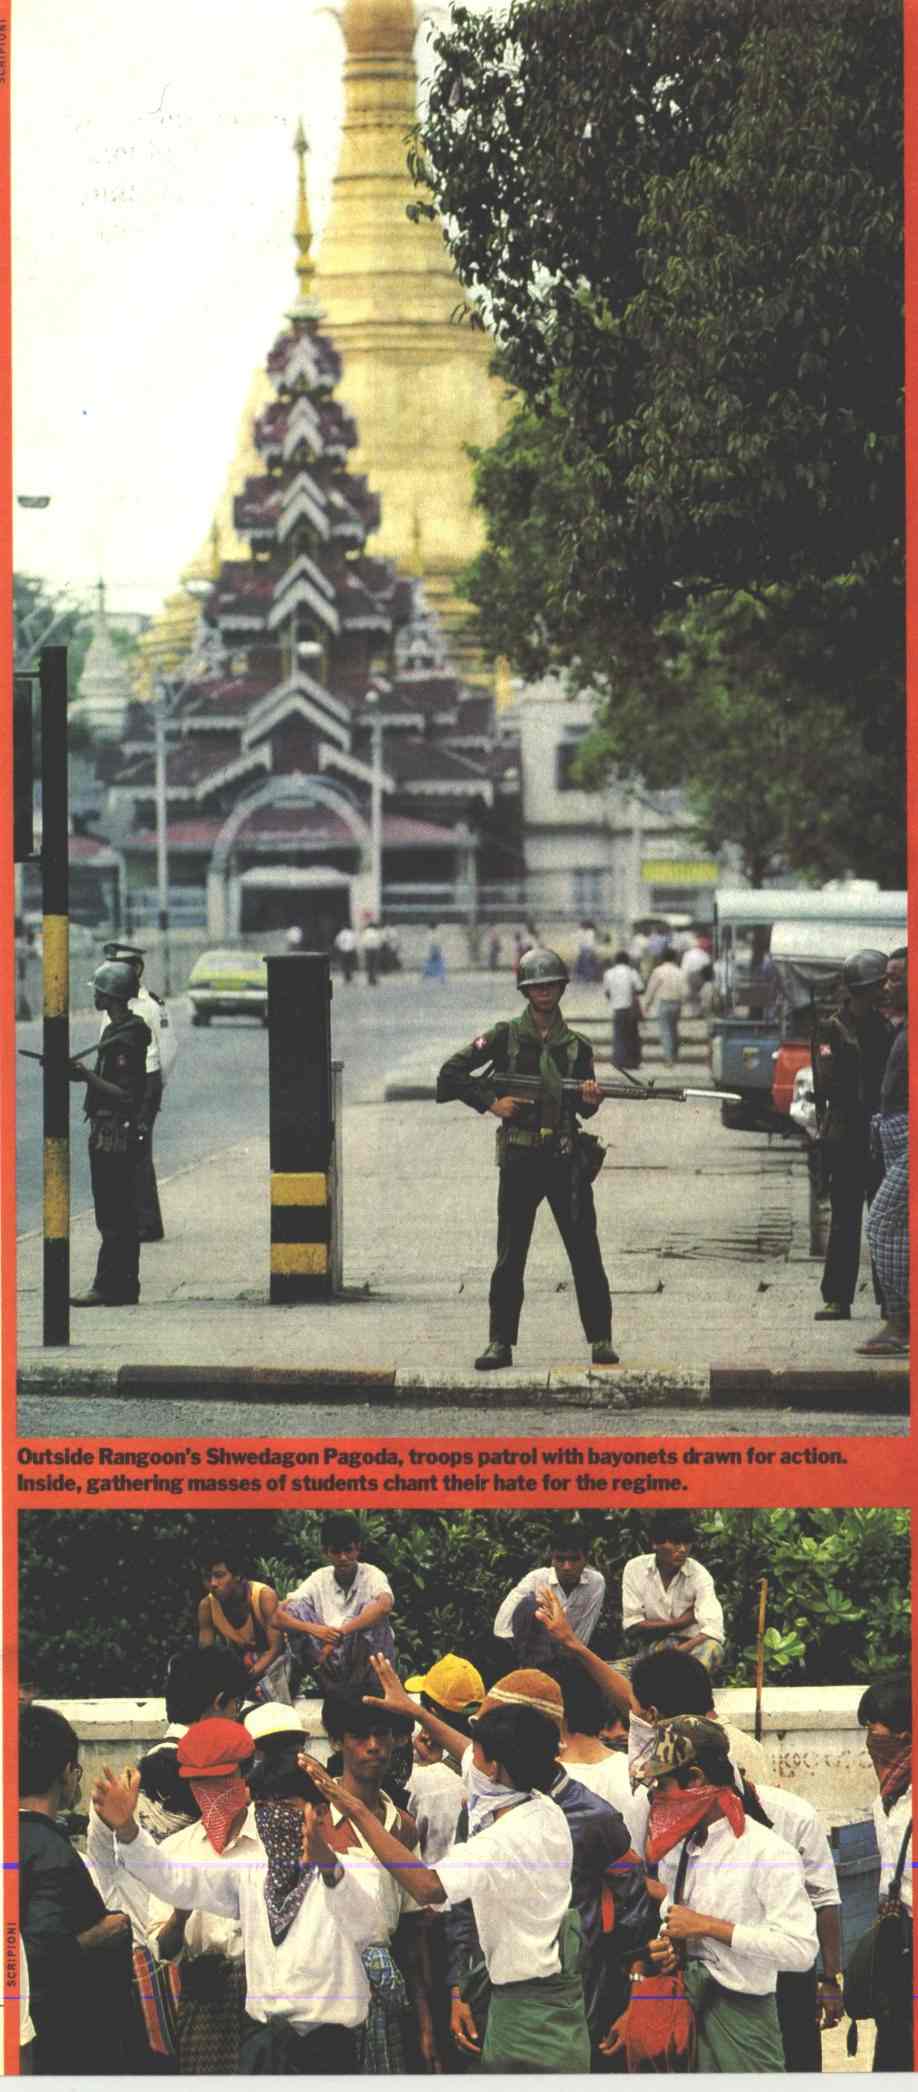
[475,1341,513,1370]
[591,1340,620,1365]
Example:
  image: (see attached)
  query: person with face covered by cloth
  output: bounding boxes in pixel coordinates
[94,1712,387,2075]
[811,948,893,1323]
[602,1716,817,2073]
[69,960,151,1306]
[326,1657,655,2075]
[437,947,617,1370]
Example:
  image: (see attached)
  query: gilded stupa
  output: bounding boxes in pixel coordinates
[313,0,508,638]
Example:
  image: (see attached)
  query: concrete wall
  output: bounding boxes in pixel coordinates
[45,1684,876,1832]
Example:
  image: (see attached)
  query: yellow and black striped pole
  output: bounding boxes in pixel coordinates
[266,952,335,1301]
[40,646,70,1344]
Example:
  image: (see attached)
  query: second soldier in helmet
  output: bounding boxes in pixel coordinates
[437,947,618,1370]
[69,961,152,1307]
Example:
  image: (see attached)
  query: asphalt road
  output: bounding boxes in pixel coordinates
[15,970,512,1238]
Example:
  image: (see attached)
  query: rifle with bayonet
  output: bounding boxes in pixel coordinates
[477,1066,741,1107]
[18,1020,141,1069]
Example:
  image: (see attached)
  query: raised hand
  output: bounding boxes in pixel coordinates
[363,1653,416,1716]
[298,1752,361,1820]
[301,1802,338,1872]
[534,1584,575,1644]
[91,1764,141,1835]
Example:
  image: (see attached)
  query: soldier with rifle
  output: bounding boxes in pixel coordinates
[437,947,616,1371]
[437,947,739,1373]
[20,961,151,1306]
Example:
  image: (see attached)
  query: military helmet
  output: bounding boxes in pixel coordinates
[91,959,138,1001]
[517,946,570,992]
[842,948,889,993]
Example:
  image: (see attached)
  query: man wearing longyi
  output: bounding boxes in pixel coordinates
[300,1655,593,2074]
[602,1715,818,2073]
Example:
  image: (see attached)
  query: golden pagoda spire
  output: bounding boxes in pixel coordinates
[314,0,509,649]
[293,118,315,301]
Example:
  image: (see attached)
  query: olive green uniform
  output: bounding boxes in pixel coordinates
[437,1016,613,1347]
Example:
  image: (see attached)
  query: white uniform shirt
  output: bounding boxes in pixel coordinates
[493,1563,606,1645]
[114,1813,380,2029]
[659,1816,818,1993]
[621,1553,724,1644]
[435,1791,574,1986]
[603,962,642,1012]
[874,1788,913,1913]
[407,1761,466,1868]
[285,1561,393,1627]
[335,928,357,954]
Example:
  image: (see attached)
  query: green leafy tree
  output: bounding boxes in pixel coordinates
[413,0,904,875]
[19,1507,909,1698]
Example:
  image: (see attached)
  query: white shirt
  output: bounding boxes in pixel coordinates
[407,1762,466,1868]
[335,928,357,953]
[87,1789,242,1957]
[681,945,710,979]
[621,1553,724,1643]
[285,1561,393,1627]
[874,1788,913,1913]
[603,963,642,1012]
[493,1564,606,1646]
[436,1791,574,1986]
[753,1784,840,1909]
[560,1750,646,1848]
[659,1816,818,1993]
[362,926,382,950]
[114,1812,380,2029]
[643,962,687,1010]
[329,1792,415,1938]
[20,1940,34,2048]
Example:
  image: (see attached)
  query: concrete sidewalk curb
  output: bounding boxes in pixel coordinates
[17,1359,907,1411]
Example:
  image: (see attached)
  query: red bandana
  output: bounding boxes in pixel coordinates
[189,1774,250,1853]
[646,1783,746,1864]
[868,1734,912,1815]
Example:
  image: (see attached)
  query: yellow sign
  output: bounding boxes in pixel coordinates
[641,859,719,885]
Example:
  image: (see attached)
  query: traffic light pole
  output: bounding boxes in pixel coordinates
[40,646,70,1344]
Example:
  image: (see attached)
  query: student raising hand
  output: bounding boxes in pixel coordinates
[91,1764,141,1837]
[300,1803,340,1874]
[363,1653,417,1716]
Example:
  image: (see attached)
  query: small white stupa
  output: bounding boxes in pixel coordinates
[72,580,133,738]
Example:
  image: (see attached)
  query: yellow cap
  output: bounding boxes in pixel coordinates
[404,1654,485,1712]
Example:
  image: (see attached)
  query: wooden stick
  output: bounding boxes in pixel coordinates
[754,1577,768,1742]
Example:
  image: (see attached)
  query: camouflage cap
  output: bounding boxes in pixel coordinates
[645,1714,727,1780]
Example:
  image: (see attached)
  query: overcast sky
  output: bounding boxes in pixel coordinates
[13,1,473,616]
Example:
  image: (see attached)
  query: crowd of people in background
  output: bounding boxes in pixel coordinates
[19,1513,910,2075]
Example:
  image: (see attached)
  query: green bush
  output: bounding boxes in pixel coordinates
[19,1507,909,1698]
